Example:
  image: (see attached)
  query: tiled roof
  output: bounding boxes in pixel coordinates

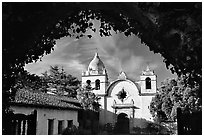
[12,89,81,110]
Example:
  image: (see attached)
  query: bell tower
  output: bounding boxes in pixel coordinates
[140,66,157,95]
[82,52,109,125]
[81,52,108,96]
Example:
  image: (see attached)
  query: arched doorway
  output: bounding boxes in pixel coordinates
[115,113,129,134]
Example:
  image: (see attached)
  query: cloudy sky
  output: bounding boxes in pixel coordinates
[25,22,176,86]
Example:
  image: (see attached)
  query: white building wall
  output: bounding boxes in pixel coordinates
[11,106,79,135]
[141,96,154,121]
[105,80,154,129]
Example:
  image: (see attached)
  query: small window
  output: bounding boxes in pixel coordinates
[67,120,73,128]
[48,119,54,135]
[146,77,151,89]
[95,79,100,90]
[58,120,64,134]
[86,80,91,86]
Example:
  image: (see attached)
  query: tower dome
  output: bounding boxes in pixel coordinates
[88,52,106,75]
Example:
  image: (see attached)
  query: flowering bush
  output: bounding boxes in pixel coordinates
[77,85,100,111]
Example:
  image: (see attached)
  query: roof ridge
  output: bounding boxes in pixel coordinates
[13,89,81,110]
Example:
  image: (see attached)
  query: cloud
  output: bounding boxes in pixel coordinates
[123,55,144,72]
[62,60,86,72]
[26,32,161,81]
[25,25,176,84]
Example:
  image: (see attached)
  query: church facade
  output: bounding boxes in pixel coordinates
[82,52,157,133]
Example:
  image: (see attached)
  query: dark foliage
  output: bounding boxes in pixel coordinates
[77,85,100,112]
[41,65,81,97]
[14,70,44,91]
[62,125,79,135]
[150,76,201,122]
[132,122,170,135]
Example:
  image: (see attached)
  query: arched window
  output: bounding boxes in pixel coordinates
[95,79,100,90]
[86,80,91,87]
[145,77,151,89]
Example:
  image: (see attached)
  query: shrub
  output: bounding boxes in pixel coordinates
[62,125,79,135]
[103,123,114,134]
[132,122,170,135]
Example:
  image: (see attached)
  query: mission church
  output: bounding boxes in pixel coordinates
[82,52,157,133]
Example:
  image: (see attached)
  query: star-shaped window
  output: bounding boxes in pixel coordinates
[117,88,127,102]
